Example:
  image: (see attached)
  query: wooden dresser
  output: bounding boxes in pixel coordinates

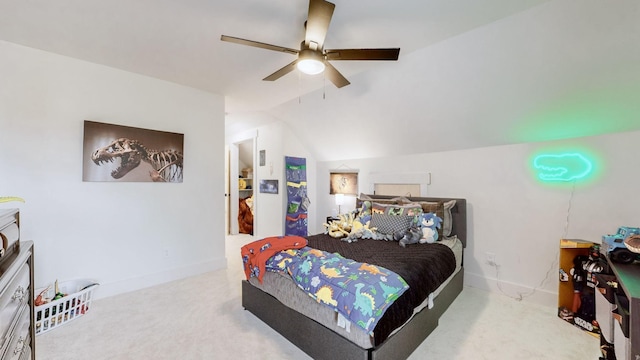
[0,209,35,360]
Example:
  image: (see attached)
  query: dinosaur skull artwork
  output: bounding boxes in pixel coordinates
[91,138,145,179]
[91,137,183,182]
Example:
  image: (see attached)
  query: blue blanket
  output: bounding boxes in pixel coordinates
[265,246,409,334]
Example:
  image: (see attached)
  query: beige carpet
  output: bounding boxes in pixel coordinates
[36,235,600,359]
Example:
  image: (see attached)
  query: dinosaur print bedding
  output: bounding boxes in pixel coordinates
[248,233,457,346]
[305,233,456,345]
[264,247,409,334]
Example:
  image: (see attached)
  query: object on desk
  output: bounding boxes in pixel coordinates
[602,226,640,264]
[624,234,640,253]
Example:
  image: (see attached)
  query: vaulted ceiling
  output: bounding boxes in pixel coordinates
[2,0,639,161]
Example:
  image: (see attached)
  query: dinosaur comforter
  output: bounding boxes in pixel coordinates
[253,233,457,346]
[264,246,409,334]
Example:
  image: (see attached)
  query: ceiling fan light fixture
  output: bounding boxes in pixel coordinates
[297,49,325,75]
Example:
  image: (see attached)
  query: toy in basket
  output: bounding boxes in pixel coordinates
[34,279,99,335]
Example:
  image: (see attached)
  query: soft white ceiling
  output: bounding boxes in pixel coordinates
[0,0,549,113]
[2,0,639,161]
[233,0,640,161]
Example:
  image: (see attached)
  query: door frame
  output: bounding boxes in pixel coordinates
[227,129,257,235]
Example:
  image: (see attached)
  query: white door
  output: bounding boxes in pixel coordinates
[224,145,230,235]
[229,143,239,235]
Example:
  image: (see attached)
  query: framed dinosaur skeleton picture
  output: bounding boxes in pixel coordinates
[82,120,184,183]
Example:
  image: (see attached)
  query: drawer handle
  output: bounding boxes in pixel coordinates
[13,336,25,355]
[12,285,26,302]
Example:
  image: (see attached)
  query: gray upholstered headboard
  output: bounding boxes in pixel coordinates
[359,195,467,248]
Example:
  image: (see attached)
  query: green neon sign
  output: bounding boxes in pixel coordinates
[533,153,593,182]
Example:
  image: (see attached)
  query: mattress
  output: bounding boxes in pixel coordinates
[247,235,463,349]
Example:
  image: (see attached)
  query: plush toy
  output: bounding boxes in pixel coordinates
[420,213,442,243]
[323,213,354,238]
[357,201,372,218]
[420,213,442,244]
[324,220,348,238]
[344,214,376,243]
[398,224,422,247]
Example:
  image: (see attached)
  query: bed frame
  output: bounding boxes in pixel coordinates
[242,196,467,360]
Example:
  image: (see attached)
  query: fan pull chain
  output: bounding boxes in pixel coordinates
[323,72,326,99]
[298,70,302,104]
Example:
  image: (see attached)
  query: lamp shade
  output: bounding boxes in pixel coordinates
[334,193,345,206]
[297,49,325,75]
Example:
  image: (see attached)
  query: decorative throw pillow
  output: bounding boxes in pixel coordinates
[383,203,423,217]
[370,214,413,236]
[370,202,423,217]
[414,200,456,237]
[356,194,410,208]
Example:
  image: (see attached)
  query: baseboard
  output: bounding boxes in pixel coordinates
[464,270,557,308]
[94,257,227,300]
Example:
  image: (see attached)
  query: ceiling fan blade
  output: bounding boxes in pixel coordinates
[324,61,350,88]
[324,48,400,61]
[221,35,298,55]
[305,0,335,49]
[263,60,299,81]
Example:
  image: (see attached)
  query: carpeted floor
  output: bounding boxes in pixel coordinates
[36,234,600,359]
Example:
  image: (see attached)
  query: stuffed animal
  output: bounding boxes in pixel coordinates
[323,213,354,238]
[420,213,442,244]
[344,214,376,242]
[398,224,422,247]
[324,220,348,238]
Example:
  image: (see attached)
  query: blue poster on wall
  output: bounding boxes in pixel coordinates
[285,156,308,236]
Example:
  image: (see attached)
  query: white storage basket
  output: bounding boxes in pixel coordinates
[34,279,99,335]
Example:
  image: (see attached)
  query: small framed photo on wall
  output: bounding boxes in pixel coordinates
[259,179,278,194]
[259,150,266,166]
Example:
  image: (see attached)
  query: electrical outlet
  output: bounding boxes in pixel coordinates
[485,252,497,266]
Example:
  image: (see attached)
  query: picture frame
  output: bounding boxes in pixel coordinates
[259,179,279,194]
[83,120,184,183]
[329,171,358,195]
[259,150,266,166]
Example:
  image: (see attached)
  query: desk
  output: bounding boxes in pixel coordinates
[607,257,640,359]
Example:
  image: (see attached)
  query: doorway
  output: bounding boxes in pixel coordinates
[227,134,257,235]
[237,139,254,235]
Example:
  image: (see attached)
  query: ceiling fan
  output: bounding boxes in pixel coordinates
[220,0,400,88]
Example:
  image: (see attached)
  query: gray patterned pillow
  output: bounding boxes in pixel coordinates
[370,214,413,236]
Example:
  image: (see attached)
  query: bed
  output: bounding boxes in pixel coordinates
[242,195,467,360]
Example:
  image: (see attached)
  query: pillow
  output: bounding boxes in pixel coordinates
[383,203,423,217]
[356,194,410,208]
[370,214,413,236]
[442,200,456,237]
[414,200,456,237]
[370,202,423,216]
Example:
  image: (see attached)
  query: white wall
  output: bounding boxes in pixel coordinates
[317,130,640,306]
[227,118,316,239]
[0,40,226,298]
